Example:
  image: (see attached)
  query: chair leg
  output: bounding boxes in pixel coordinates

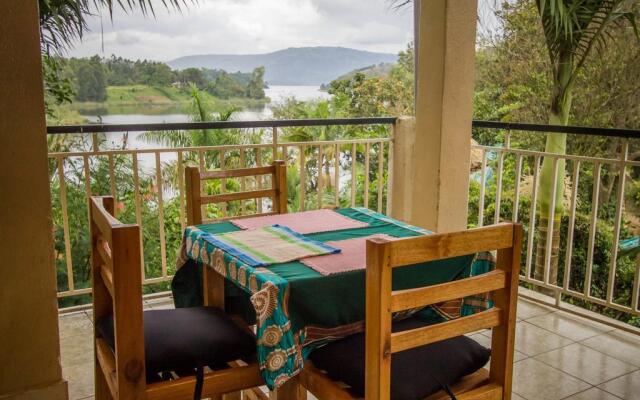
[94,360,113,400]
[269,376,307,400]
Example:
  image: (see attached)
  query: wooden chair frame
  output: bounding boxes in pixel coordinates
[300,222,523,400]
[90,196,263,400]
[185,160,288,226]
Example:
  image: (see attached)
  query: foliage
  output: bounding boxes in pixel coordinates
[38,0,190,115]
[71,55,108,101]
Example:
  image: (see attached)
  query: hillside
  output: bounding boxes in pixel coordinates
[168,47,397,85]
[330,62,395,82]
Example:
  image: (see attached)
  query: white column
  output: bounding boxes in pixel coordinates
[410,0,477,233]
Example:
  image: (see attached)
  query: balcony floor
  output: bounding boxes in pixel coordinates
[60,295,640,400]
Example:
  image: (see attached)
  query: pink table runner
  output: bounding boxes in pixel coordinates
[229,209,368,234]
[300,234,394,275]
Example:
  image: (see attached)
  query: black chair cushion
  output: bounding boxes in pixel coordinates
[96,306,256,381]
[309,316,490,400]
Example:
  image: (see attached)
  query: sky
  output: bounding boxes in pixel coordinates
[68,0,416,61]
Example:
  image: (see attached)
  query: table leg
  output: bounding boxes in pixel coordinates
[269,376,307,400]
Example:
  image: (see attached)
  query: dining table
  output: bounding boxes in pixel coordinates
[170,207,495,391]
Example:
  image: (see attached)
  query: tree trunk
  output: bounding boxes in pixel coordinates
[533,53,573,292]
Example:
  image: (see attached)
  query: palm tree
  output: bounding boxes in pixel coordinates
[533,0,639,286]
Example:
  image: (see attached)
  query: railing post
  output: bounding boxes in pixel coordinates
[389,116,416,223]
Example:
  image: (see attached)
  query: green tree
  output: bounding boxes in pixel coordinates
[208,71,246,99]
[74,56,107,101]
[246,66,266,99]
[178,68,208,89]
[532,0,639,286]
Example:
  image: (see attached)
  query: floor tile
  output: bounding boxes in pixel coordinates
[516,299,555,320]
[511,394,526,400]
[145,297,175,310]
[534,343,637,385]
[526,312,612,341]
[468,333,526,362]
[562,387,622,400]
[63,362,94,400]
[58,312,93,339]
[513,321,574,356]
[581,330,640,367]
[512,358,590,400]
[598,370,640,400]
[60,332,94,368]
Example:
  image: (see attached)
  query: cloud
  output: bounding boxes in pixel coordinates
[68,0,414,61]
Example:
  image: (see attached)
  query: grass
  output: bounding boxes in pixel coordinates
[61,85,270,117]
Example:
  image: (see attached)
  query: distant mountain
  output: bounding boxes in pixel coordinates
[168,47,397,86]
[331,62,395,82]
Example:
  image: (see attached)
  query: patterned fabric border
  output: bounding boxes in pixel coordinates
[351,207,432,234]
[176,226,304,389]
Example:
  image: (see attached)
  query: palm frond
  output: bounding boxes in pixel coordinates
[536,0,639,90]
[39,0,194,54]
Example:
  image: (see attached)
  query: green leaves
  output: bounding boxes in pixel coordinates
[536,0,640,90]
[39,0,193,55]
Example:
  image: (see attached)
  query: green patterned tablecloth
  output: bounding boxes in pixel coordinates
[171,208,494,389]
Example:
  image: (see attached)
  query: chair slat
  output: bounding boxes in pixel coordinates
[96,238,112,269]
[201,165,275,180]
[391,270,507,312]
[390,308,502,354]
[201,189,276,204]
[95,338,118,397]
[389,223,514,267]
[99,264,114,298]
[145,364,264,400]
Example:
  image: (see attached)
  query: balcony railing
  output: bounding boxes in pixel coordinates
[47,117,640,328]
[47,118,395,307]
[471,121,640,324]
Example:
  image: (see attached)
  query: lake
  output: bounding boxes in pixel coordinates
[81,85,331,125]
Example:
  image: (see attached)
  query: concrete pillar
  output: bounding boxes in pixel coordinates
[390,117,416,223]
[407,0,477,233]
[0,1,68,399]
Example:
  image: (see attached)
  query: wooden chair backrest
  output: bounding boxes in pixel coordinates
[90,195,146,399]
[365,222,523,400]
[185,160,288,225]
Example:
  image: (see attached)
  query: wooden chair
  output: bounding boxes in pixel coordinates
[299,222,523,400]
[185,160,288,226]
[90,196,264,400]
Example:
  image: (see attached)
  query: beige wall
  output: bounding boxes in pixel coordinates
[0,1,67,398]
[397,0,477,233]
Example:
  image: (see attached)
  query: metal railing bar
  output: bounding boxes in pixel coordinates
[364,142,370,208]
[318,145,323,209]
[525,156,541,279]
[544,157,560,286]
[351,143,357,207]
[563,160,580,292]
[48,138,392,158]
[584,162,601,297]
[607,140,629,304]
[470,144,637,166]
[57,156,75,292]
[472,120,640,139]
[513,154,523,222]
[155,152,168,279]
[478,149,488,227]
[334,143,340,207]
[377,142,384,213]
[47,117,398,134]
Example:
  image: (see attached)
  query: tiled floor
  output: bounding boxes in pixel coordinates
[59,296,640,400]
